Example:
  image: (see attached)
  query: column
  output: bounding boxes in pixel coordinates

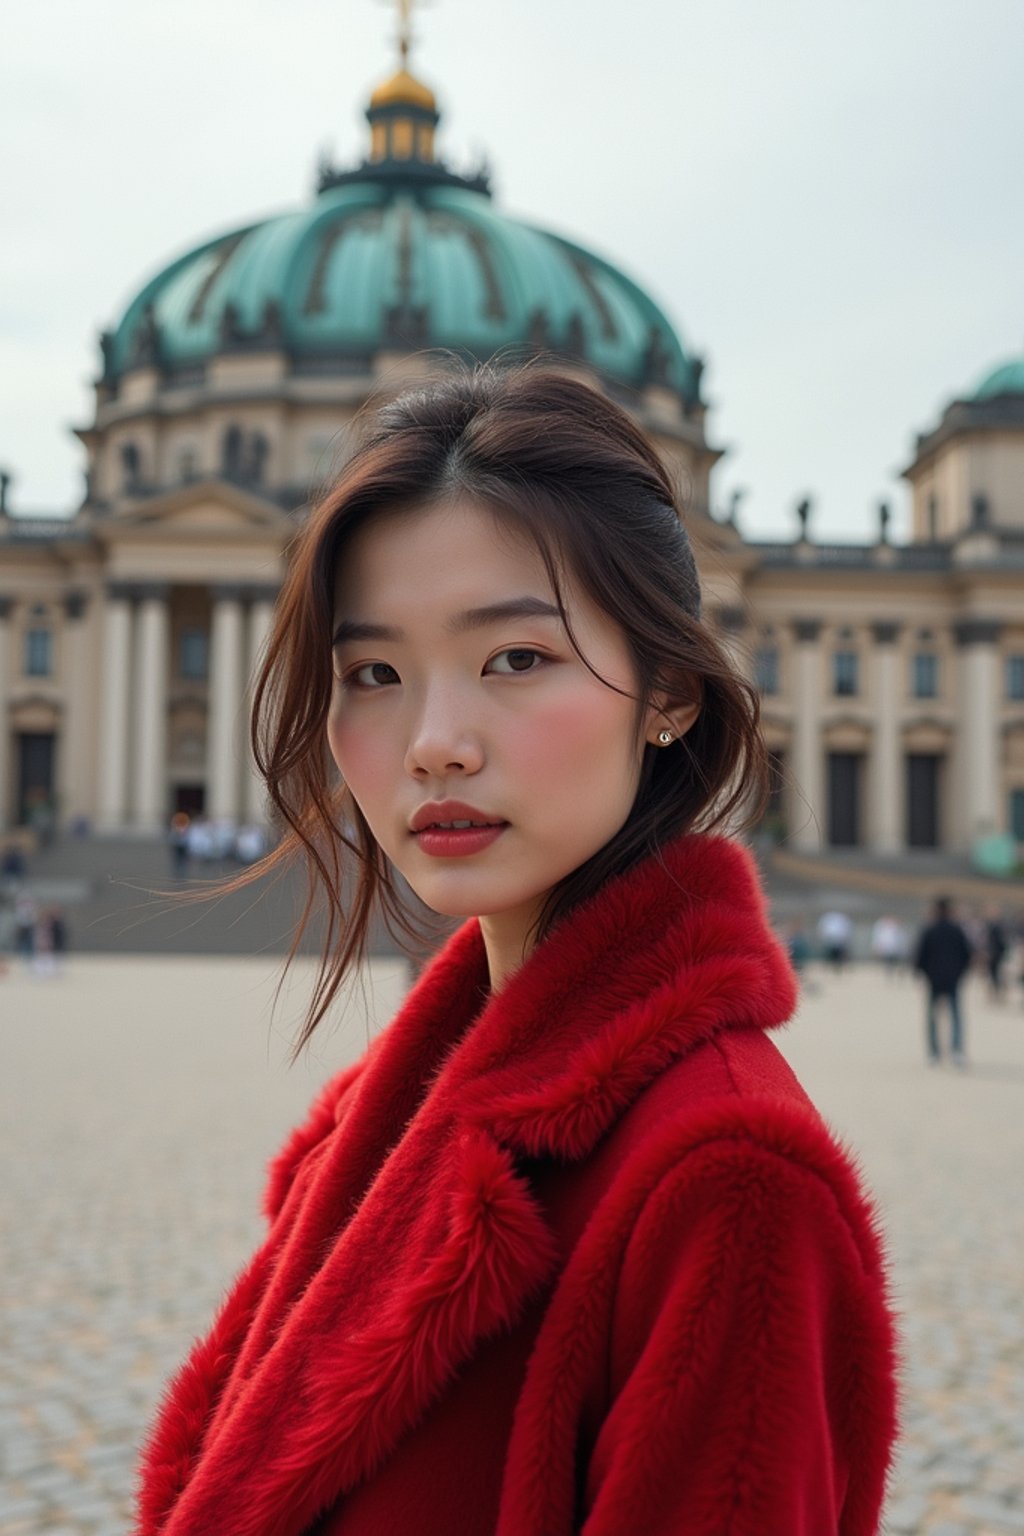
[790,619,823,851]
[97,585,134,831]
[133,584,171,832]
[0,596,12,831]
[869,622,902,853]
[59,592,91,827]
[953,619,1002,849]
[207,585,245,821]
[244,588,278,823]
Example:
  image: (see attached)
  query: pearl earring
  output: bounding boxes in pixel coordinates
[658,729,673,745]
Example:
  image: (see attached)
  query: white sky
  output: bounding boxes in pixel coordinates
[3,0,1022,541]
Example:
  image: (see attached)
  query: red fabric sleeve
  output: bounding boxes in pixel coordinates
[582,1134,897,1536]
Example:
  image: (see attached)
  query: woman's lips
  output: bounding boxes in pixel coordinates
[413,823,509,858]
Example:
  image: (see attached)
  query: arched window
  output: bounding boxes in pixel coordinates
[25,627,53,677]
[912,653,939,699]
[179,627,209,681]
[832,649,858,697]
[754,646,779,696]
[121,441,142,491]
[222,425,244,480]
[1007,656,1024,702]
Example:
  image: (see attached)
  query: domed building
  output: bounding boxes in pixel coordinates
[1,41,1024,862]
[88,61,712,523]
[0,47,726,839]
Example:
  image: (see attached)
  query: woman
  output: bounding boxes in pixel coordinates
[136,366,899,1535]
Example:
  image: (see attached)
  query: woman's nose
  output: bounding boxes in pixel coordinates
[404,687,485,778]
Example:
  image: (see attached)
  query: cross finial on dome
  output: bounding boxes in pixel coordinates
[380,0,433,69]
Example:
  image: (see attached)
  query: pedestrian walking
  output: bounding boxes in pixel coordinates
[168,812,191,879]
[135,367,898,1536]
[783,917,812,975]
[32,906,67,979]
[871,913,907,977]
[818,907,853,971]
[914,895,974,1067]
[983,904,1009,1000]
[1,841,27,884]
[13,892,37,966]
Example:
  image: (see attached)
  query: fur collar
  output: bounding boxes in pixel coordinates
[137,833,796,1536]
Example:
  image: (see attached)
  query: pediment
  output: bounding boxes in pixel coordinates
[115,481,290,536]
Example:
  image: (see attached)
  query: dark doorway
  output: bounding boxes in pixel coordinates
[827,752,862,846]
[17,732,56,826]
[906,754,941,848]
[174,783,206,816]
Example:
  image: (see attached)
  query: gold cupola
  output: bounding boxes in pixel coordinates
[367,2,439,164]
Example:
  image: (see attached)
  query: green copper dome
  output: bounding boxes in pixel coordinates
[972,356,1024,400]
[103,70,703,406]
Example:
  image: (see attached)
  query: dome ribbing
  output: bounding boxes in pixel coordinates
[101,64,703,408]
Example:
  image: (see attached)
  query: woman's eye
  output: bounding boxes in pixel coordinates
[486,648,545,675]
[346,661,400,689]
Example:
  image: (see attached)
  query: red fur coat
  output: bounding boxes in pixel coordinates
[136,834,899,1535]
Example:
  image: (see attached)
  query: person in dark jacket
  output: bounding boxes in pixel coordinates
[914,896,974,1066]
[983,905,1008,999]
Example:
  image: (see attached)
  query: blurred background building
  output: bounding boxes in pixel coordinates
[1,37,1023,856]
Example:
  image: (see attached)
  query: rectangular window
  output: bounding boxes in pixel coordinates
[754,646,779,696]
[1007,654,1024,701]
[832,650,858,697]
[25,628,52,677]
[1011,788,1024,841]
[179,627,209,681]
[912,652,938,699]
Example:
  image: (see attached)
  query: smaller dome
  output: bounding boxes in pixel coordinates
[972,356,1024,400]
[370,69,437,111]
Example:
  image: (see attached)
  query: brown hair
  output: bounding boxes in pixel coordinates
[247,363,768,1054]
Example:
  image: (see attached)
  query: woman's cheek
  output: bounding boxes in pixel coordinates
[328,713,389,811]
[517,685,633,777]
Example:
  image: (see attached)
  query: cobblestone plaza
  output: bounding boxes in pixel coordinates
[1,954,1022,1535]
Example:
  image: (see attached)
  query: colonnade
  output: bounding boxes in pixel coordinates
[0,586,1011,846]
[781,617,1004,853]
[97,582,278,833]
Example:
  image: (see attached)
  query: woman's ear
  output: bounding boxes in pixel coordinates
[644,684,701,748]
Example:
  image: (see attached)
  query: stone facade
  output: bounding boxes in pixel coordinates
[2,53,1022,852]
[0,342,721,839]
[3,358,1024,852]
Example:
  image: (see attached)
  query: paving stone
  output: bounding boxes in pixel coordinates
[0,1439,48,1479]
[0,1497,46,1524]
[1,958,1022,1529]
[958,1493,1024,1531]
[931,1454,993,1491]
[886,1491,931,1531]
[777,967,1024,1533]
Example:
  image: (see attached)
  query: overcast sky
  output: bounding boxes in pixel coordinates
[3,0,1022,541]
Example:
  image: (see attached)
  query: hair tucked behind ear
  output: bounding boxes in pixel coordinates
[227,363,768,1057]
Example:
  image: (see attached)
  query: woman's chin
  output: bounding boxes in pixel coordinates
[403,876,544,925]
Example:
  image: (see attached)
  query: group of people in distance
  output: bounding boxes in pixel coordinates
[784,896,1020,1070]
[166,811,268,876]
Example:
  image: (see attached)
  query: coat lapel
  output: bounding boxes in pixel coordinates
[137,835,796,1536]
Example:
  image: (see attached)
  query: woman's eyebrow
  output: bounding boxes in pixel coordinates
[332,596,561,648]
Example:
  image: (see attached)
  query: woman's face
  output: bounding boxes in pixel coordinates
[328,497,688,953]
